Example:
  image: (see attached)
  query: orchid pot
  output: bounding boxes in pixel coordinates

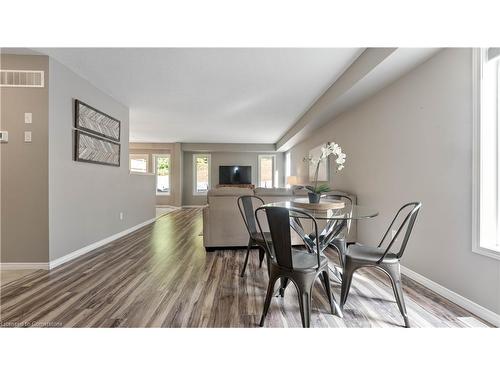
[308,192,321,204]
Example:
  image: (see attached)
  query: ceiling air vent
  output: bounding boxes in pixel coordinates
[0,70,45,88]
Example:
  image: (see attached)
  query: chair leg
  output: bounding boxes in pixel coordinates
[240,238,252,277]
[279,277,289,297]
[320,270,336,315]
[340,259,357,310]
[295,274,316,328]
[330,239,346,269]
[259,272,278,327]
[258,247,265,268]
[298,291,312,328]
[381,263,410,328]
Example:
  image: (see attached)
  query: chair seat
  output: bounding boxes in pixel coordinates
[270,249,328,270]
[251,232,272,244]
[346,244,398,264]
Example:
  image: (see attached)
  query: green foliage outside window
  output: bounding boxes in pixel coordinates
[157,157,169,176]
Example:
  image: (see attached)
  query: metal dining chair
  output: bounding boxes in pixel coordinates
[340,202,422,327]
[255,206,337,328]
[237,195,269,277]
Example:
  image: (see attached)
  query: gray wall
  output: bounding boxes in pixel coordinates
[0,54,49,263]
[288,48,500,314]
[129,142,183,206]
[183,151,284,205]
[48,58,155,262]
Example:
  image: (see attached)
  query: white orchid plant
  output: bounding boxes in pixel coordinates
[303,142,346,195]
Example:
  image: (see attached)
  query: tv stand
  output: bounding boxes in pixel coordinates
[216,184,255,189]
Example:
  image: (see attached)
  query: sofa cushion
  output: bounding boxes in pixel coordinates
[254,187,294,196]
[207,187,254,197]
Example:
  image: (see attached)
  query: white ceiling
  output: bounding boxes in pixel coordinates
[37,48,362,143]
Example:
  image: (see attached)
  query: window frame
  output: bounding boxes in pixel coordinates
[472,48,500,260]
[153,153,171,196]
[129,153,149,174]
[285,152,291,188]
[193,153,211,196]
[258,154,277,188]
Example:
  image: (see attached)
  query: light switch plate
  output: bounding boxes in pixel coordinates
[24,131,32,142]
[24,113,32,124]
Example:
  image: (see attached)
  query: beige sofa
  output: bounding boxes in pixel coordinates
[202,187,357,250]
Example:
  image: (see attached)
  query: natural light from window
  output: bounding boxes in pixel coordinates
[154,155,170,195]
[259,155,276,188]
[475,48,500,258]
[194,154,210,194]
[130,154,148,173]
[285,152,291,188]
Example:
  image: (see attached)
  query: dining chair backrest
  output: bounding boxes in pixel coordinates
[237,195,265,238]
[255,206,321,270]
[377,202,422,262]
[324,193,353,235]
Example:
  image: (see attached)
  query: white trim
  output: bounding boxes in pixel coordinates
[258,154,277,188]
[130,171,154,176]
[182,205,207,208]
[472,48,500,260]
[193,153,211,195]
[0,263,49,270]
[48,217,156,270]
[472,48,482,255]
[401,265,500,327]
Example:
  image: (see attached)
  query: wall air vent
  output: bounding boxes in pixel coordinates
[0,70,44,88]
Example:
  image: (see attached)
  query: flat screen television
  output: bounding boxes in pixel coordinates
[219,165,252,185]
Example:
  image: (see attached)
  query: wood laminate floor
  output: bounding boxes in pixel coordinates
[0,208,491,328]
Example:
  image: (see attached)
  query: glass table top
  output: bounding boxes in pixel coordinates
[262,200,379,220]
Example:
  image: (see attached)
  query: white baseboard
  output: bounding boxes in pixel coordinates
[182,205,207,208]
[0,263,49,270]
[49,217,157,270]
[401,265,500,327]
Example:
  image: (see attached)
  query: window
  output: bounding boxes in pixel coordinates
[154,154,170,195]
[193,154,211,195]
[258,155,276,188]
[129,154,148,173]
[285,152,291,188]
[473,48,500,259]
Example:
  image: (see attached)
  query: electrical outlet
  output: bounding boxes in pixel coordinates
[24,112,32,124]
[24,131,32,143]
[119,212,124,220]
[0,131,8,142]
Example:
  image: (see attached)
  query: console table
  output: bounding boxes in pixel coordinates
[216,184,255,189]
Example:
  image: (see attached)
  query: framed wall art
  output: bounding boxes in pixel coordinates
[75,99,121,142]
[75,130,121,167]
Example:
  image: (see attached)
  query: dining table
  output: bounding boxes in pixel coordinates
[262,198,379,316]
